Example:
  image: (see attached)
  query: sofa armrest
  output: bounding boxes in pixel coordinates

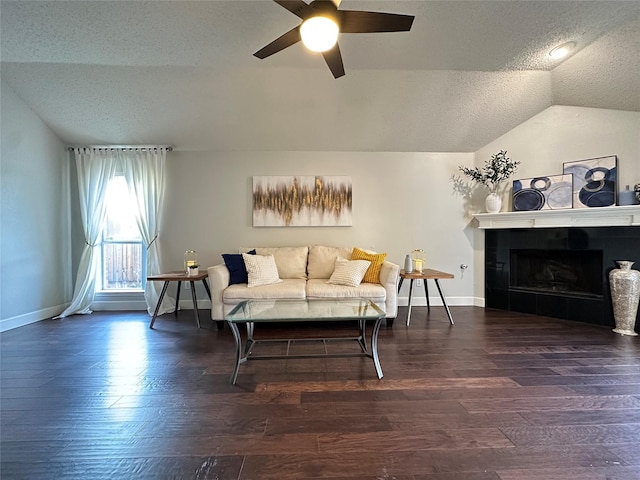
[379,260,400,318]
[208,263,230,321]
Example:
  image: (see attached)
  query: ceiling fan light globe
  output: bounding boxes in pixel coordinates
[300,16,339,52]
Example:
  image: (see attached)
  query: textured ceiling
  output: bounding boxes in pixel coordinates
[1,0,639,152]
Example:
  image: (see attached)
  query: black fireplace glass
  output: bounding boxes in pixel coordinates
[510,249,603,298]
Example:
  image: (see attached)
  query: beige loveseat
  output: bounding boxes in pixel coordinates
[208,245,399,327]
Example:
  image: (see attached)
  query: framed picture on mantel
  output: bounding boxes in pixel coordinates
[512,174,573,211]
[563,155,617,209]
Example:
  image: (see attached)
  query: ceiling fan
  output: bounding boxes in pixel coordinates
[254,0,415,78]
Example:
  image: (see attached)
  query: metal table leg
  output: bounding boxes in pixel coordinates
[371,317,384,379]
[244,322,255,356]
[424,280,431,312]
[357,319,368,353]
[406,279,414,326]
[174,281,181,317]
[189,281,201,328]
[149,281,170,329]
[434,279,454,325]
[228,322,243,385]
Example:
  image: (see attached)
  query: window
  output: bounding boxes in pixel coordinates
[101,176,146,291]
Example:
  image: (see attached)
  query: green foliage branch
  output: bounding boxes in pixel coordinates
[458,150,520,193]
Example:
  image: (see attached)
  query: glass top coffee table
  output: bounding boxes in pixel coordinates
[225,299,386,385]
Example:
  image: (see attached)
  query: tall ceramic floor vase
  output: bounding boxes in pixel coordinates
[609,261,640,336]
[485,193,502,213]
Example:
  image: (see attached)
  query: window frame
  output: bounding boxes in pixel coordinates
[98,175,147,293]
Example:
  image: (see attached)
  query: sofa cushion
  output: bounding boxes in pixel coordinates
[351,247,387,283]
[306,279,387,301]
[327,257,371,287]
[308,245,353,279]
[223,279,307,302]
[253,247,309,279]
[221,249,256,285]
[243,254,282,288]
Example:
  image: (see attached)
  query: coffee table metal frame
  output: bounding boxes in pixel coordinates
[225,299,386,385]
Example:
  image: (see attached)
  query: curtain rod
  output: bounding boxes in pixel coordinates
[67,146,173,152]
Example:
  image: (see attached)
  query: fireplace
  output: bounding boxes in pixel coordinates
[485,226,640,327]
[510,249,603,298]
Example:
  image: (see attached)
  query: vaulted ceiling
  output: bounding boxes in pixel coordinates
[1,1,638,152]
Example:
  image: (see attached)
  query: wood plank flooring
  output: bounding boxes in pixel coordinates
[1,307,639,479]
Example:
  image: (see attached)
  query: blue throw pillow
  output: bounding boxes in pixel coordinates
[222,250,256,285]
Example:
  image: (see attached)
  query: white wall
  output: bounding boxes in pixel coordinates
[133,105,640,312]
[160,151,478,308]
[4,93,635,328]
[0,80,70,331]
[472,105,640,300]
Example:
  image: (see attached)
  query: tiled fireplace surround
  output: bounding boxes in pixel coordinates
[475,206,640,328]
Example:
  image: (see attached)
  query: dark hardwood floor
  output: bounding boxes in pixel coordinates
[1,306,639,479]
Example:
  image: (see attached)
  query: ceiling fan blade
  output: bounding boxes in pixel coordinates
[274,0,315,19]
[254,26,301,59]
[322,43,345,78]
[339,11,415,33]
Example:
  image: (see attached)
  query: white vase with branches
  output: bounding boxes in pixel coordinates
[458,150,520,213]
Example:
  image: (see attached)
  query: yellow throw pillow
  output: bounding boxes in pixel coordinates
[351,247,387,283]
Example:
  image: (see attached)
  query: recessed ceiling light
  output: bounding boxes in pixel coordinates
[549,41,576,59]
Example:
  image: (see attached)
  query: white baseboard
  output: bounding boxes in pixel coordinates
[0,304,67,332]
[398,295,482,307]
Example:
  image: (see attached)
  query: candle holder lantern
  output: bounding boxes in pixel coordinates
[184,250,198,274]
[412,249,426,273]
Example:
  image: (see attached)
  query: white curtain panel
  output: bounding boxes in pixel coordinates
[56,148,118,317]
[57,146,173,318]
[122,148,174,315]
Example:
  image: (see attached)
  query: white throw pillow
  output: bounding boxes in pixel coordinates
[242,253,283,288]
[327,257,371,288]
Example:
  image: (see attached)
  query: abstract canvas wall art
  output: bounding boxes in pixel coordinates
[253,176,352,227]
[563,156,617,208]
[512,174,573,211]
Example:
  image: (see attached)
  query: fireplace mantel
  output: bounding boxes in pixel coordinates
[474,205,640,229]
